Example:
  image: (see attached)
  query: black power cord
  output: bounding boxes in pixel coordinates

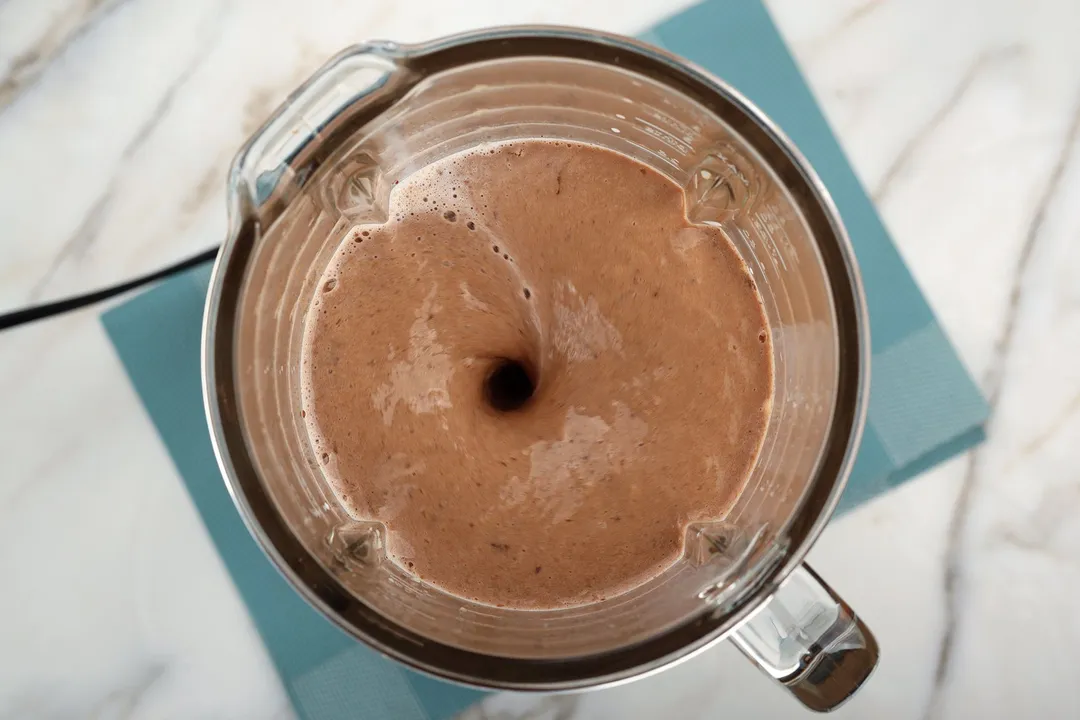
[0,246,220,333]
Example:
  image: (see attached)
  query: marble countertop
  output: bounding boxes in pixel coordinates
[2,0,1079,718]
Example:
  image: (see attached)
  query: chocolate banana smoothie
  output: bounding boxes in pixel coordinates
[300,139,773,609]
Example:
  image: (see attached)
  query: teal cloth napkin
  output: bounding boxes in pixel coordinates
[101,1,988,718]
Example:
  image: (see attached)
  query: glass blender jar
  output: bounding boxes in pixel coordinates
[203,27,875,713]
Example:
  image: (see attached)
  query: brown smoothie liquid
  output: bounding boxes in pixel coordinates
[301,139,773,609]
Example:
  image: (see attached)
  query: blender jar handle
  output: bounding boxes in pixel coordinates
[229,43,412,216]
[731,563,878,712]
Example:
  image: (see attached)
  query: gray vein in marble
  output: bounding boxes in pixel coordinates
[90,663,167,718]
[800,0,885,63]
[873,45,1022,203]
[26,20,222,303]
[995,482,1080,560]
[829,0,884,37]
[28,191,114,302]
[0,0,135,113]
[922,89,1080,720]
[1017,389,1080,458]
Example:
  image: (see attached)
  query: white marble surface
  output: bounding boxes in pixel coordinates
[1,0,1078,717]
